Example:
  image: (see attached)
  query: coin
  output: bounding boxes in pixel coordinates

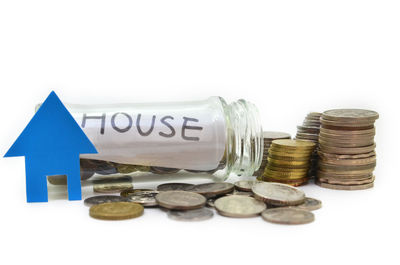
[317,175,375,185]
[155,191,206,210]
[214,195,266,218]
[234,180,257,192]
[294,197,322,211]
[322,109,379,122]
[157,183,195,192]
[93,182,133,193]
[167,208,214,221]
[126,191,159,207]
[262,131,291,140]
[150,166,180,174]
[319,156,376,166]
[84,195,129,207]
[230,190,253,196]
[271,139,316,150]
[120,188,154,197]
[319,143,376,155]
[206,198,215,208]
[315,180,374,190]
[318,150,376,160]
[252,182,305,206]
[261,208,314,225]
[190,182,234,198]
[89,202,144,220]
[116,163,138,174]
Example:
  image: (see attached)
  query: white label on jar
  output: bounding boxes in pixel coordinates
[66,98,226,171]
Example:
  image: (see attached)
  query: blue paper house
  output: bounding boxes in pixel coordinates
[4,91,97,203]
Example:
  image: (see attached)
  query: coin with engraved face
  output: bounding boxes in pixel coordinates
[252,182,305,206]
[215,195,266,218]
[155,191,206,210]
[261,208,314,225]
[167,208,214,222]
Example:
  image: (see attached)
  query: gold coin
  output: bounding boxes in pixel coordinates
[271,139,316,150]
[264,169,307,179]
[116,164,138,174]
[267,157,310,166]
[89,202,144,220]
[268,148,313,157]
[266,165,308,174]
[262,176,308,187]
[268,153,310,161]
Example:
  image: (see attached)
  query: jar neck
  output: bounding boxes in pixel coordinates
[221,98,263,176]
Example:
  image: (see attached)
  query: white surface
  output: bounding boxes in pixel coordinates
[0,1,399,265]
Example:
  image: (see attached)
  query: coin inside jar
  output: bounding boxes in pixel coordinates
[155,191,206,210]
[214,195,266,218]
[156,183,195,192]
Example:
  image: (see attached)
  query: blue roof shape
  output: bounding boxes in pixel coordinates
[4,91,97,157]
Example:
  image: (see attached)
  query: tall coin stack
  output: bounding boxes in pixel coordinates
[254,131,291,177]
[316,109,379,190]
[295,112,322,178]
[259,139,316,186]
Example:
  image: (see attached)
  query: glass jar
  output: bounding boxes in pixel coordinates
[41,97,263,183]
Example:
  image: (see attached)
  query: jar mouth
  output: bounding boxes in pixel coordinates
[223,98,263,176]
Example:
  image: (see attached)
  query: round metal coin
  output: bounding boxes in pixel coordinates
[84,195,129,207]
[167,208,214,221]
[252,182,305,206]
[261,208,314,225]
[295,197,322,211]
[157,183,195,192]
[155,191,206,210]
[126,191,159,207]
[214,195,266,218]
[89,202,144,220]
[234,180,257,192]
[190,182,234,198]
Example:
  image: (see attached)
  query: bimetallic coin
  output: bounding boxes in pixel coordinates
[167,208,214,222]
[89,202,144,220]
[157,183,195,192]
[84,195,129,207]
[215,195,266,218]
[294,197,322,211]
[126,191,159,207]
[155,191,206,210]
[252,182,305,206]
[234,180,257,192]
[190,182,234,198]
[261,208,314,225]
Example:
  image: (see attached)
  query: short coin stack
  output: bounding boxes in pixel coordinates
[316,109,379,190]
[259,139,316,186]
[254,131,291,177]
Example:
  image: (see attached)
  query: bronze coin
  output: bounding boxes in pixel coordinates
[315,180,374,190]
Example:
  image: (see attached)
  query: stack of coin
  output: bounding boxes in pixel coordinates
[295,112,322,178]
[259,139,316,186]
[316,109,379,190]
[254,131,291,177]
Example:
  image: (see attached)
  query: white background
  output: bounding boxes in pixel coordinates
[0,1,399,264]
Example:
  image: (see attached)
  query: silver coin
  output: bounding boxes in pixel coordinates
[155,191,206,210]
[294,197,322,211]
[215,195,266,218]
[93,182,133,193]
[234,180,257,192]
[157,183,195,192]
[83,195,128,207]
[206,198,215,208]
[252,182,305,206]
[127,191,159,207]
[167,208,214,221]
[261,208,314,225]
[230,190,253,196]
[190,182,234,198]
